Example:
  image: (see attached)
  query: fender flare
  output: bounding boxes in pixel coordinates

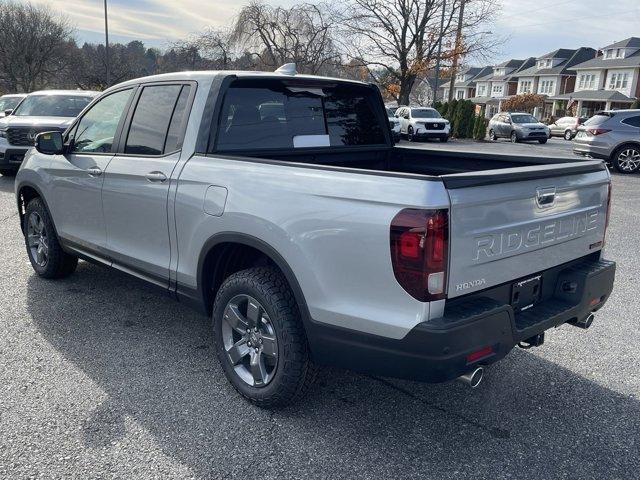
[191,232,312,327]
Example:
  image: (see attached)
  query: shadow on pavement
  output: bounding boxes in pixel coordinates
[26,262,638,479]
[0,174,15,194]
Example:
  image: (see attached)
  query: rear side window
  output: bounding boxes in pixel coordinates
[214,79,386,151]
[125,84,188,155]
[164,86,192,152]
[621,116,640,128]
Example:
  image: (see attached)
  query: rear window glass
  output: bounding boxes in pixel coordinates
[584,113,614,126]
[125,84,183,155]
[215,80,386,151]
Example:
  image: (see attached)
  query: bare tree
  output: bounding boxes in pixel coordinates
[167,28,234,71]
[337,0,499,105]
[230,2,340,75]
[0,2,75,92]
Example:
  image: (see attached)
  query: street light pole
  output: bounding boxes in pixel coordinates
[447,0,466,102]
[432,0,446,106]
[104,0,110,87]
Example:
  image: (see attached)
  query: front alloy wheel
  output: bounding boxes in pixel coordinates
[27,212,49,268]
[564,130,573,141]
[510,131,518,143]
[614,147,640,173]
[407,126,415,142]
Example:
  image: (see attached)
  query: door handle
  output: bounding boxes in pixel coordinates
[87,167,103,177]
[146,171,167,183]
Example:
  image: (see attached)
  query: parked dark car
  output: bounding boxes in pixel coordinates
[549,116,587,140]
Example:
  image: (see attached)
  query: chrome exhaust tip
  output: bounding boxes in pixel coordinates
[457,367,484,388]
[570,313,594,329]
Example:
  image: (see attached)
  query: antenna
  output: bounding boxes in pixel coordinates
[275,63,297,76]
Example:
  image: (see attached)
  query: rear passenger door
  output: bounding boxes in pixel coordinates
[101,82,194,285]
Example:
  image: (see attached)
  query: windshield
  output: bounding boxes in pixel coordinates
[0,96,23,111]
[584,113,614,126]
[411,109,440,119]
[511,114,539,124]
[13,95,93,117]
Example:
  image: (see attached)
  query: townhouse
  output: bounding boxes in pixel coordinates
[466,58,536,117]
[551,37,640,117]
[441,66,492,100]
[513,47,596,118]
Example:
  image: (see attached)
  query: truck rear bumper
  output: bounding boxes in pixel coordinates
[307,257,615,383]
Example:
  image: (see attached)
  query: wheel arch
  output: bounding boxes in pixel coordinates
[16,181,54,235]
[189,233,312,328]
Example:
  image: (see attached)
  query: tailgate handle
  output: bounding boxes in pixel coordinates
[536,187,556,208]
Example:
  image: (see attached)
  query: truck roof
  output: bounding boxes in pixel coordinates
[107,70,371,92]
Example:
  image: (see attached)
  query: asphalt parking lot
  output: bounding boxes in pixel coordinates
[0,143,638,479]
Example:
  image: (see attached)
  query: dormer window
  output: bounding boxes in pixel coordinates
[605,49,613,59]
[615,48,624,58]
[537,59,551,69]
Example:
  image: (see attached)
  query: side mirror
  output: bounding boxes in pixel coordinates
[35,131,64,155]
[4,109,13,116]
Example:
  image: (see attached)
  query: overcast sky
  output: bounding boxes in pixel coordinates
[27,0,640,64]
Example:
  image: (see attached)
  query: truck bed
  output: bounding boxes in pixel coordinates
[233,145,606,187]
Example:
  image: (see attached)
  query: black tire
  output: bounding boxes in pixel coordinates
[407,126,415,142]
[0,167,17,176]
[440,136,449,142]
[612,144,640,174]
[510,131,518,143]
[564,130,573,141]
[538,139,547,144]
[24,198,78,279]
[489,129,497,141]
[212,266,317,408]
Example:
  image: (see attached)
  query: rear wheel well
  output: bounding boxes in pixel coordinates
[201,242,282,315]
[611,142,640,160]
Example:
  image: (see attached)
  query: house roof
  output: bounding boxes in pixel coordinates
[551,90,636,102]
[604,37,640,50]
[440,66,492,89]
[482,57,536,82]
[515,47,597,77]
[424,76,449,90]
[538,48,576,60]
[572,48,640,70]
[495,59,525,68]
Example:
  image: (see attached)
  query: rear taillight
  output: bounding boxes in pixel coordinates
[585,128,611,136]
[604,182,612,245]
[390,209,449,301]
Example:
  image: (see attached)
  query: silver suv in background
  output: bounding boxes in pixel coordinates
[548,116,587,140]
[0,90,98,175]
[573,110,640,174]
[488,112,550,143]
[0,93,27,117]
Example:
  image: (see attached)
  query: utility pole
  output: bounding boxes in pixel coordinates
[432,0,447,106]
[447,0,465,102]
[104,0,110,87]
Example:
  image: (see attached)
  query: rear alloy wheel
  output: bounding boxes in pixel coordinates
[213,267,317,408]
[613,146,640,174]
[510,131,518,143]
[564,130,573,141]
[538,139,547,144]
[489,129,497,141]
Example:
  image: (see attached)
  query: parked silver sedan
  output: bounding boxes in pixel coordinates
[573,109,640,173]
[488,112,550,144]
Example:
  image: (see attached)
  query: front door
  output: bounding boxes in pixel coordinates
[102,83,192,284]
[47,88,134,253]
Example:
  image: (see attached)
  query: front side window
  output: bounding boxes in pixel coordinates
[13,94,93,117]
[215,80,386,151]
[71,89,132,154]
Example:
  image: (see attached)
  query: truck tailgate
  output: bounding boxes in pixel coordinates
[445,165,610,298]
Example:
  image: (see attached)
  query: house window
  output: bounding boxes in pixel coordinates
[492,84,503,96]
[519,80,532,93]
[608,72,629,89]
[456,90,464,99]
[477,85,486,96]
[605,49,613,59]
[539,80,555,94]
[578,74,596,90]
[616,49,623,58]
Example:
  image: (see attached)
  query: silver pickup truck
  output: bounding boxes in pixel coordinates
[15,67,616,407]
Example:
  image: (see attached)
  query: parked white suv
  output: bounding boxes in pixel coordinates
[395,106,450,142]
